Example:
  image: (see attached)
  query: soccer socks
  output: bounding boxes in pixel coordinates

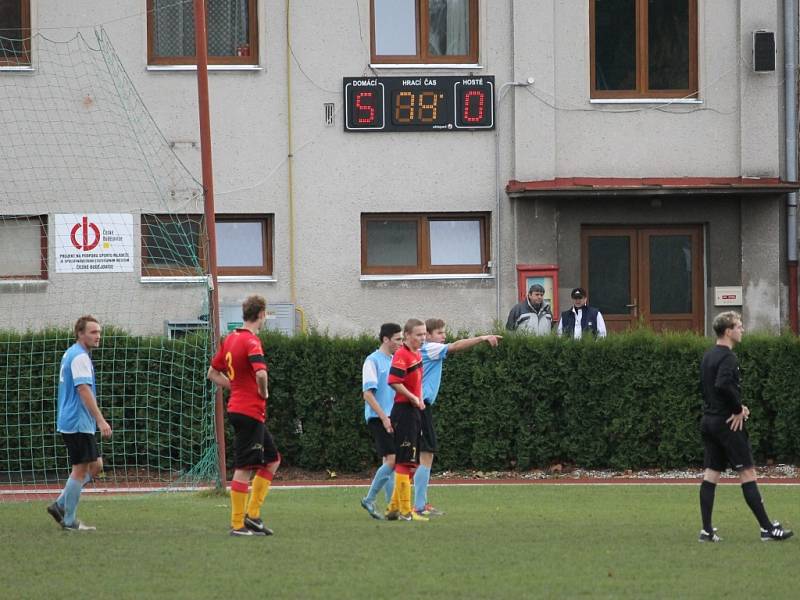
[57,472,92,509]
[413,465,431,512]
[394,467,412,515]
[247,469,274,520]
[365,462,394,504]
[384,470,395,504]
[230,480,249,529]
[741,481,772,530]
[61,476,84,526]
[699,480,716,533]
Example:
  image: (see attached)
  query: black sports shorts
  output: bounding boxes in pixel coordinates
[390,402,421,466]
[61,432,100,466]
[228,412,279,469]
[701,414,755,472]
[419,401,438,453]
[367,417,395,457]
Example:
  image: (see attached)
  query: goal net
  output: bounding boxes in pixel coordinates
[0,29,220,498]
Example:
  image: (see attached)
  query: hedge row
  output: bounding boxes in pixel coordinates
[2,329,799,476]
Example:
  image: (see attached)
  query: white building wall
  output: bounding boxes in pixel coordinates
[0,1,790,334]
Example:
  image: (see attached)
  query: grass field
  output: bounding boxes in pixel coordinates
[0,484,797,599]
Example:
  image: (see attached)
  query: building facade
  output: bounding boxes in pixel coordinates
[1,1,797,335]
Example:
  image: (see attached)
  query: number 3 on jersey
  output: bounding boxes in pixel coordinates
[225,351,235,381]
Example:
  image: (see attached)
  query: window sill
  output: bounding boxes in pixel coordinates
[0,279,48,289]
[589,98,703,105]
[141,275,276,284]
[0,65,34,72]
[360,273,493,282]
[146,64,263,72]
[369,63,483,70]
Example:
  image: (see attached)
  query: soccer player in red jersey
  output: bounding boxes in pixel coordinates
[386,318,428,521]
[207,295,280,536]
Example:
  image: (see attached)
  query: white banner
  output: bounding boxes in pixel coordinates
[55,214,134,273]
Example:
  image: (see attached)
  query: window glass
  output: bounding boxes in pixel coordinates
[0,217,42,278]
[428,0,470,56]
[151,0,253,61]
[649,235,692,313]
[216,221,264,267]
[374,0,417,56]
[0,0,28,63]
[366,220,418,266]
[594,0,636,91]
[648,0,690,90]
[588,236,631,315]
[143,216,201,270]
[429,219,481,265]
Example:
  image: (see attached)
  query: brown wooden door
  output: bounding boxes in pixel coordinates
[581,225,704,333]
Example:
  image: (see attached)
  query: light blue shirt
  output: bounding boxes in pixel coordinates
[362,349,394,421]
[57,342,97,434]
[421,341,449,404]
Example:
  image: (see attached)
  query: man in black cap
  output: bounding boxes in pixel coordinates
[557,287,606,339]
[505,283,553,335]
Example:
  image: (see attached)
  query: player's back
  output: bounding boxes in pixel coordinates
[213,329,267,421]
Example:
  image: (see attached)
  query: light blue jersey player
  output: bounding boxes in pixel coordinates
[360,323,403,519]
[48,316,112,531]
[414,319,502,515]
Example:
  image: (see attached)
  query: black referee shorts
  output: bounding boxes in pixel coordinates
[228,412,279,469]
[62,432,100,466]
[390,402,421,466]
[419,401,438,453]
[367,417,395,457]
[701,415,755,472]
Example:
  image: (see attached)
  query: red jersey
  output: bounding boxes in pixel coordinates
[210,328,268,422]
[387,343,423,404]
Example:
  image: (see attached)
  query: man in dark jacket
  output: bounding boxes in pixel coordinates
[505,284,553,335]
[557,287,606,339]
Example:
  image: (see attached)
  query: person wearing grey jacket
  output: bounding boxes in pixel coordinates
[505,284,553,335]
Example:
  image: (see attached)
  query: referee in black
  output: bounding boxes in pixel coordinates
[698,311,793,542]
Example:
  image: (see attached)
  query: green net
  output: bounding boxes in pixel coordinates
[0,29,220,497]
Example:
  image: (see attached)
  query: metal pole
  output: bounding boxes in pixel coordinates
[785,0,798,333]
[193,0,226,486]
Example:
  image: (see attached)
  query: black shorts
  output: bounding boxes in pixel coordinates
[390,402,421,466]
[61,433,100,466]
[228,412,279,469]
[419,401,438,453]
[367,418,395,457]
[701,415,755,471]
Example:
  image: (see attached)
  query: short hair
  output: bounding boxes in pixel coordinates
[712,311,742,337]
[242,295,267,322]
[74,315,100,339]
[404,318,425,334]
[528,283,545,294]
[425,318,445,333]
[379,322,401,343]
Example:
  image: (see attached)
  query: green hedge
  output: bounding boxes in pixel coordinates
[2,329,799,476]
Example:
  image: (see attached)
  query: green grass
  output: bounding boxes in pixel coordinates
[1,484,797,599]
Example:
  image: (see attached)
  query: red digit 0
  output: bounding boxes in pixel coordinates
[462,90,485,124]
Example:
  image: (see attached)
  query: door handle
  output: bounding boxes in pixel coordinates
[626,299,638,318]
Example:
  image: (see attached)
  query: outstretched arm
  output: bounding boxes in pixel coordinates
[447,334,502,354]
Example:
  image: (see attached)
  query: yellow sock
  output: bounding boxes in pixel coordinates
[230,481,249,529]
[387,474,402,513]
[397,473,412,515]
[247,473,272,519]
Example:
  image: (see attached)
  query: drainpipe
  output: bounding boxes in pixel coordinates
[285,0,297,309]
[785,0,798,333]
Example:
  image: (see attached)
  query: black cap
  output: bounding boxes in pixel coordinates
[570,287,586,299]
